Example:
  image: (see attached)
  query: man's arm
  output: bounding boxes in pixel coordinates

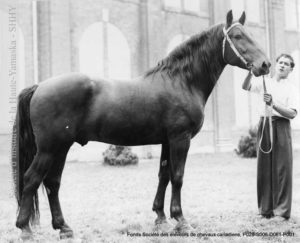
[264,93,297,119]
[273,103,297,119]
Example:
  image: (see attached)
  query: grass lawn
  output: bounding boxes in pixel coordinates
[1,151,300,242]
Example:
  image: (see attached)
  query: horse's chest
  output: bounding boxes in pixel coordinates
[189,109,204,136]
[168,104,204,136]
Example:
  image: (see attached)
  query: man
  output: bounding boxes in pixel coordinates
[243,54,298,220]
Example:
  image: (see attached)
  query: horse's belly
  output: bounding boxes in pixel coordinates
[80,116,166,146]
[95,126,164,146]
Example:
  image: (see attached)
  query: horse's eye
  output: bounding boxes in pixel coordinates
[234,35,242,40]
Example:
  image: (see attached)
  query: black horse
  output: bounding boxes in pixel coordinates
[12,11,270,239]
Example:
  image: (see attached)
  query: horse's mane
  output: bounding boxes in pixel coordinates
[145,24,224,86]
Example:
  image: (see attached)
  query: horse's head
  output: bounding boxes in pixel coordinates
[223,10,271,76]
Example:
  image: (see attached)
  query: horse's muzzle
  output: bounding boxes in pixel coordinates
[252,60,271,76]
[261,61,271,74]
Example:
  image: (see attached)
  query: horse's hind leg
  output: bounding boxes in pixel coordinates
[43,146,73,239]
[16,151,54,238]
[152,143,170,225]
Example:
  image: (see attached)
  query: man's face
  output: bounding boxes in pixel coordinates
[275,56,293,79]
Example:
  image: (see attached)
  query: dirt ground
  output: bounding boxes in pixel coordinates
[1,151,300,242]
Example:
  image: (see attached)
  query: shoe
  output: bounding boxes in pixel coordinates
[260,214,273,219]
[271,216,287,222]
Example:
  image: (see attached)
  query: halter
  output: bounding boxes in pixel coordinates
[222,23,248,66]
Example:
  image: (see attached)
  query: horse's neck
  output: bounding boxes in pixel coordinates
[192,27,226,102]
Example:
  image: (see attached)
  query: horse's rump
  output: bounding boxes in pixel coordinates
[30,73,95,147]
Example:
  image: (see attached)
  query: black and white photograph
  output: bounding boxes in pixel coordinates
[0,0,300,242]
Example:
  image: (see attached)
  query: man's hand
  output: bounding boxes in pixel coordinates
[264,93,273,106]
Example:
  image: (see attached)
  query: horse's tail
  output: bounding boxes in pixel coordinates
[11,84,39,224]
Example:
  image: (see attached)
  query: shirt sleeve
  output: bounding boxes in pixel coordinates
[249,76,263,94]
[287,83,299,112]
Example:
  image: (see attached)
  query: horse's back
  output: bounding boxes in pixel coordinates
[32,73,94,96]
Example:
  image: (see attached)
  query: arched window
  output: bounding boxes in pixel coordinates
[79,22,131,80]
[79,23,104,77]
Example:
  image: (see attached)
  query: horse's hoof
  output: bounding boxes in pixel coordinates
[174,220,193,233]
[20,231,33,241]
[60,229,74,239]
[20,225,33,241]
[155,216,168,225]
[31,217,40,228]
[154,218,174,233]
[59,224,74,239]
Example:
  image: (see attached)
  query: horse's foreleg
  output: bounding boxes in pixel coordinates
[43,149,73,239]
[152,143,170,225]
[16,152,54,238]
[169,135,191,231]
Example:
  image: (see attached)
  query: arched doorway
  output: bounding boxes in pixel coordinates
[79,22,131,79]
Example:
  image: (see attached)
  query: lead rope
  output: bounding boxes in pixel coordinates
[258,75,273,153]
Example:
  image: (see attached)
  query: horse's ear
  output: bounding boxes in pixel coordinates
[239,11,246,25]
[226,10,233,28]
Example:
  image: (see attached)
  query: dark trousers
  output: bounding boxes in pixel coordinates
[257,116,293,219]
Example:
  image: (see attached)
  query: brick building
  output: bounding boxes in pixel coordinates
[0,0,300,157]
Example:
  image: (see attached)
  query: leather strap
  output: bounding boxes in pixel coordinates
[222,23,248,66]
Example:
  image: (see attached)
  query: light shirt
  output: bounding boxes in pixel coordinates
[250,77,298,118]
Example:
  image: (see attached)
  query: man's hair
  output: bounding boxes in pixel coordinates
[276,53,295,68]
